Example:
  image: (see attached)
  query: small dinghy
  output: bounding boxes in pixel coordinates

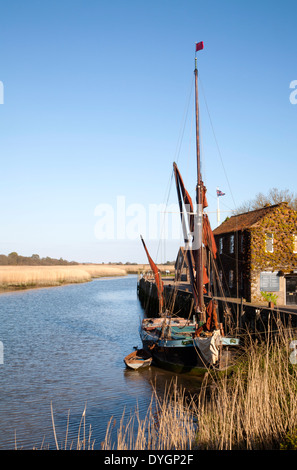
[124,349,152,370]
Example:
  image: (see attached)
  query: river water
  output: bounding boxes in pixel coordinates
[0,275,201,450]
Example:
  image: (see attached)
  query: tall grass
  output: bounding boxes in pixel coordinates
[0,264,174,291]
[0,266,91,288]
[102,381,198,450]
[196,326,297,449]
[100,324,297,450]
[49,403,95,451]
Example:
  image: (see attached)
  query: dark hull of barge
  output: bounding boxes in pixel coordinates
[141,340,238,377]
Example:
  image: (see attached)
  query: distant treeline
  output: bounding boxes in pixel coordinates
[108,261,175,266]
[0,252,78,266]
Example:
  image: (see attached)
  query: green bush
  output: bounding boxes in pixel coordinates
[280,428,297,450]
[261,291,278,304]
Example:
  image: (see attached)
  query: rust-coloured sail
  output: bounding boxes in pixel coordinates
[173,162,198,308]
[173,162,194,233]
[203,264,209,285]
[203,213,217,259]
[173,162,212,305]
[202,183,208,209]
[194,299,219,336]
[140,235,164,312]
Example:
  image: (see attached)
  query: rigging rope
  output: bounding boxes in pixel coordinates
[198,74,237,210]
[155,75,195,264]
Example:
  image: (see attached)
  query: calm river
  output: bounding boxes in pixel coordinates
[0,275,201,450]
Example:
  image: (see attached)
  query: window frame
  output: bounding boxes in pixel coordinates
[219,269,223,284]
[229,270,234,288]
[219,237,223,254]
[240,233,244,253]
[265,233,274,253]
[230,234,234,254]
[293,234,297,254]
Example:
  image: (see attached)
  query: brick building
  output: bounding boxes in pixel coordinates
[212,202,297,305]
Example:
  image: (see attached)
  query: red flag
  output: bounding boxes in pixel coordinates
[196,41,204,52]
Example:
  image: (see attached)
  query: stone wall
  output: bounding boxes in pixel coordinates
[250,270,286,305]
[249,204,297,304]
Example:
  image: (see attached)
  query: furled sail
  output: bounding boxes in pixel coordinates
[173,162,199,308]
[140,235,164,312]
[203,213,217,259]
[173,163,218,290]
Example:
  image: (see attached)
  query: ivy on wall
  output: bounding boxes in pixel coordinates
[249,204,297,275]
[241,204,297,302]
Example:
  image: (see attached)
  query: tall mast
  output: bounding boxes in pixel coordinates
[194,44,205,322]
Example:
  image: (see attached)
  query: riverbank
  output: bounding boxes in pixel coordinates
[0,264,174,293]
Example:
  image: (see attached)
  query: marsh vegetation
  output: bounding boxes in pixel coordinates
[0,264,174,291]
[100,324,297,451]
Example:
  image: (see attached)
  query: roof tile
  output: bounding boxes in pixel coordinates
[213,203,289,235]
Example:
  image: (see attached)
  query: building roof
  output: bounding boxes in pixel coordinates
[213,203,289,236]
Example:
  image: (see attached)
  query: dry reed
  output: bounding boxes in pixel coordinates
[0,264,174,291]
[100,324,297,451]
[194,325,297,450]
[101,379,198,450]
[50,402,95,450]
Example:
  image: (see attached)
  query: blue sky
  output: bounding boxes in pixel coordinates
[0,0,296,263]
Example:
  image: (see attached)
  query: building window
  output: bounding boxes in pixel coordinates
[219,237,223,254]
[240,233,244,253]
[293,235,297,253]
[219,269,223,284]
[230,235,234,253]
[265,233,274,253]
[229,270,234,288]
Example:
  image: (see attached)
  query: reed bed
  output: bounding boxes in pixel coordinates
[195,326,297,449]
[102,381,198,450]
[0,264,174,291]
[100,324,297,451]
[0,265,124,289]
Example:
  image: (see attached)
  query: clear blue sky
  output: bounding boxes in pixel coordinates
[0,0,296,263]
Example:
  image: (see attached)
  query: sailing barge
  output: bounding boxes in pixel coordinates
[139,42,240,376]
